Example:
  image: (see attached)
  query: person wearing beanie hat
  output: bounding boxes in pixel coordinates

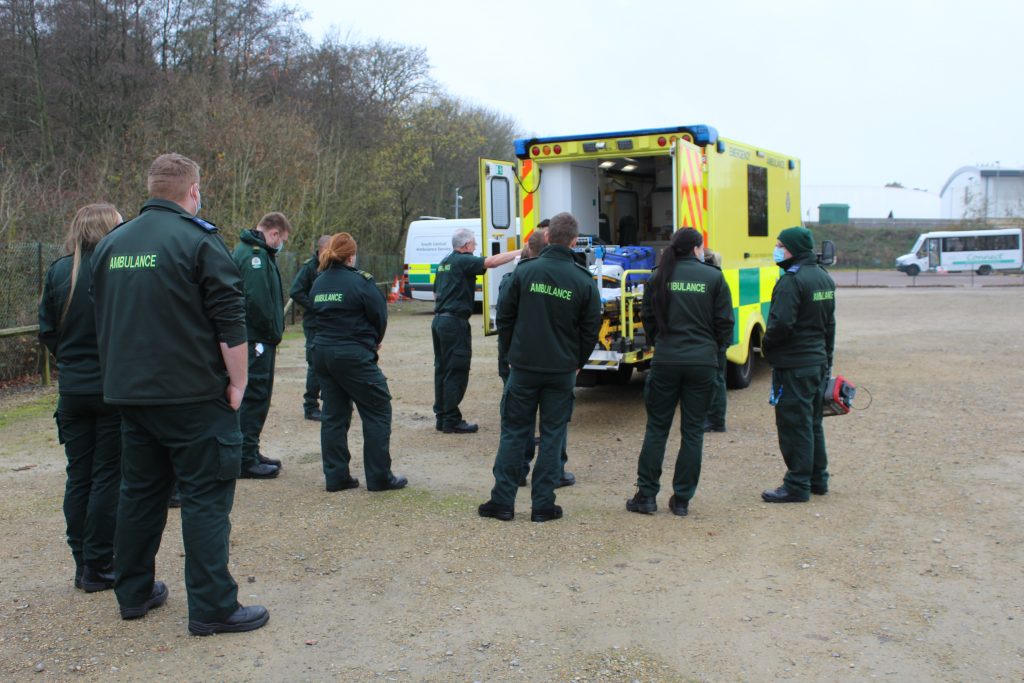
[760,226,836,503]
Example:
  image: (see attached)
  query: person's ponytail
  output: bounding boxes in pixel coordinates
[648,227,703,333]
[318,232,357,271]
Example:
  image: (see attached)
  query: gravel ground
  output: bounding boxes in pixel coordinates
[1,286,1023,682]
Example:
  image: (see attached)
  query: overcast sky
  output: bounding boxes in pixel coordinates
[301,0,1019,194]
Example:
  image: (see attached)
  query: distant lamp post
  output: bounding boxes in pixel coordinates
[454,187,464,219]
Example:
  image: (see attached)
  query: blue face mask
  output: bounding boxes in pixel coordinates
[696,249,705,263]
[773,246,787,264]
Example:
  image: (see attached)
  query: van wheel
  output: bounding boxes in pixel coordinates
[605,366,633,385]
[726,338,755,389]
[976,265,992,275]
[905,264,920,277]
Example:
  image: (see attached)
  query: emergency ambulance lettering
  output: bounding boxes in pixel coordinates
[528,282,573,300]
[108,253,158,270]
[812,290,835,301]
[313,292,345,303]
[669,281,707,293]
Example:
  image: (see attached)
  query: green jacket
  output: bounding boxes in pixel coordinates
[232,228,284,345]
[495,266,519,380]
[498,245,601,373]
[38,251,102,394]
[762,253,836,369]
[91,199,246,405]
[289,250,319,343]
[642,256,734,366]
[434,250,485,318]
[310,264,387,352]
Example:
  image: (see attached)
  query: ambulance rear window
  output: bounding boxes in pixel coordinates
[490,177,511,229]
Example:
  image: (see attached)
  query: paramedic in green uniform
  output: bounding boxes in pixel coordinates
[311,232,407,492]
[702,248,729,433]
[432,228,520,434]
[232,212,290,478]
[39,203,123,592]
[760,226,836,503]
[626,228,734,517]
[479,212,601,523]
[91,153,268,635]
[497,224,574,488]
[290,234,330,421]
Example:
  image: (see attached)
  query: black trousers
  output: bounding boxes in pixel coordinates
[431,315,471,428]
[56,393,121,573]
[240,341,276,467]
[773,364,829,494]
[115,398,241,622]
[314,344,395,490]
[490,368,575,510]
[303,343,320,412]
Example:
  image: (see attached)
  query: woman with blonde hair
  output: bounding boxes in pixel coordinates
[39,203,124,591]
[310,232,407,492]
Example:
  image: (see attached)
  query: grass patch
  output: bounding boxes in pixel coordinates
[295,451,321,465]
[0,392,57,430]
[391,486,476,513]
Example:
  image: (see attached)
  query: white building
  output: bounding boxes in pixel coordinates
[801,185,941,221]
[940,165,1024,219]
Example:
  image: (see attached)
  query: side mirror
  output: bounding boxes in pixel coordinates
[818,240,837,267]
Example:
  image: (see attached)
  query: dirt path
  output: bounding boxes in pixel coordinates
[1,288,1023,681]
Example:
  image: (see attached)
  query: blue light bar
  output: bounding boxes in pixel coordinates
[514,125,719,158]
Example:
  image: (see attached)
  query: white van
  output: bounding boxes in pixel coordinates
[403,218,483,302]
[895,228,1022,276]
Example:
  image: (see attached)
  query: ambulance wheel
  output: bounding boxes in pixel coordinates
[726,341,755,389]
[976,265,992,275]
[905,264,920,277]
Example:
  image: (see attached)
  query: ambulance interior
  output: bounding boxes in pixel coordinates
[534,154,675,249]
[532,154,675,304]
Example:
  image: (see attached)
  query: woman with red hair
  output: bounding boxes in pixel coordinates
[310,232,407,492]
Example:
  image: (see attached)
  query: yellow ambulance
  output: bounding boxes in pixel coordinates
[479,125,801,388]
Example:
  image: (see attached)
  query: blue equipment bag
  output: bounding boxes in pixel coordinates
[603,246,656,282]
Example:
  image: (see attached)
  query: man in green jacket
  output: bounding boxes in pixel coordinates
[432,228,520,434]
[479,212,601,523]
[232,213,291,478]
[761,226,837,503]
[290,234,330,421]
[497,224,575,489]
[91,152,268,635]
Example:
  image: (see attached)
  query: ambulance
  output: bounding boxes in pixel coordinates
[478,124,802,388]
[403,218,483,302]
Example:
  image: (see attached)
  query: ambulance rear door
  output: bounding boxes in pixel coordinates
[479,158,519,335]
[673,138,706,241]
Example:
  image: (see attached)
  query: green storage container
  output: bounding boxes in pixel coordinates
[818,203,850,224]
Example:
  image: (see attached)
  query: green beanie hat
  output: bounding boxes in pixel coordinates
[777,226,815,256]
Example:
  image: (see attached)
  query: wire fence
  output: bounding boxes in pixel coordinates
[0,243,405,386]
[0,243,64,386]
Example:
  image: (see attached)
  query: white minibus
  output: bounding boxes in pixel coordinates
[895,228,1022,276]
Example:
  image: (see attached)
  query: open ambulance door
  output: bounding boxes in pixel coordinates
[479,158,519,336]
[672,138,706,241]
